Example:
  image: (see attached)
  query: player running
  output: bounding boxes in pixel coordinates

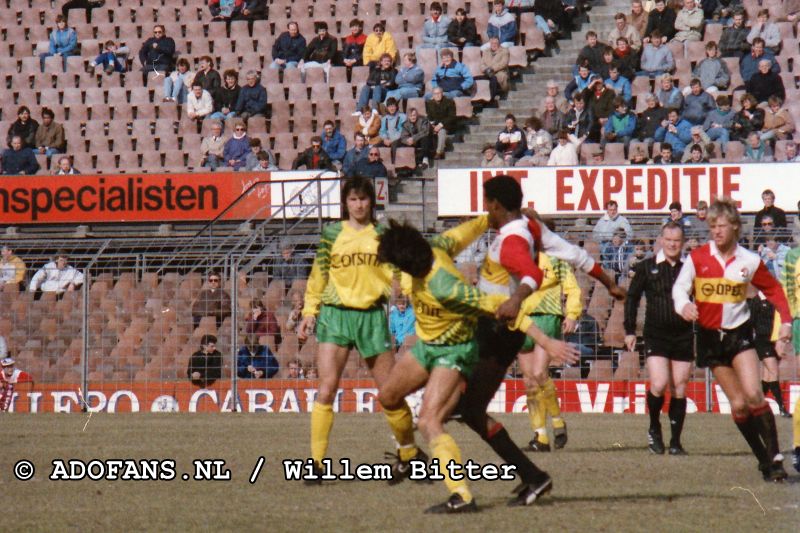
[672,198,792,481]
[376,218,579,513]
[519,237,582,452]
[297,177,421,483]
[624,222,693,455]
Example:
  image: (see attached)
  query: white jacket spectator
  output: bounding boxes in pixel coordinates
[746,12,780,51]
[593,201,634,242]
[547,133,580,166]
[186,86,214,119]
[29,255,84,294]
[0,335,6,358]
[673,0,703,42]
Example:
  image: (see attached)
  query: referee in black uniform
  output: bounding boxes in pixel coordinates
[624,221,694,455]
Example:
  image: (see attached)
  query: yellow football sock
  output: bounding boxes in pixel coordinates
[310,401,334,465]
[383,403,419,461]
[525,388,541,431]
[544,378,565,428]
[794,400,800,448]
[430,433,472,503]
[533,388,549,444]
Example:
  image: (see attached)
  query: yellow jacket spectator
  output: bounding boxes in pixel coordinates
[363,23,397,66]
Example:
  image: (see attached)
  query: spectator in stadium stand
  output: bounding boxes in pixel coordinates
[531,0,565,46]
[389,296,416,348]
[342,19,367,68]
[754,189,787,229]
[655,73,683,111]
[759,234,790,278]
[357,53,397,110]
[594,199,635,246]
[39,14,77,73]
[399,108,432,169]
[237,336,279,379]
[1,136,40,176]
[747,9,780,54]
[90,40,127,74]
[681,79,715,125]
[480,37,510,100]
[623,238,650,277]
[427,49,474,99]
[34,108,65,160]
[753,215,780,247]
[269,22,306,70]
[542,80,570,115]
[234,70,267,122]
[61,0,104,23]
[602,96,637,153]
[28,251,84,298]
[611,38,638,81]
[732,93,764,141]
[384,52,425,103]
[192,56,221,93]
[690,42,730,95]
[200,121,226,170]
[785,141,800,162]
[419,2,451,53]
[378,98,406,148]
[673,0,703,43]
[6,107,38,150]
[284,290,305,335]
[608,13,642,51]
[739,37,778,84]
[482,0,517,50]
[237,0,267,21]
[565,93,593,140]
[540,96,566,137]
[652,141,677,164]
[575,31,604,74]
[161,58,193,103]
[0,246,26,291]
[683,125,710,153]
[191,271,231,328]
[742,131,774,162]
[292,136,335,171]
[719,10,750,58]
[55,155,80,175]
[251,150,278,171]
[521,116,553,166]
[644,0,677,42]
[630,0,648,36]
[342,132,369,175]
[222,121,249,170]
[629,144,651,164]
[479,143,505,167]
[683,143,709,163]
[244,137,265,169]
[272,245,308,287]
[425,87,456,160]
[565,61,594,102]
[584,75,616,140]
[761,96,795,143]
[703,94,734,149]
[638,29,675,78]
[186,83,214,126]
[495,113,526,165]
[353,106,382,146]
[138,25,176,85]
[354,147,389,179]
[547,129,580,166]
[687,200,709,238]
[745,59,784,104]
[301,22,338,80]
[654,107,692,159]
[246,300,281,344]
[637,93,667,145]
[208,69,240,124]
[565,311,601,368]
[286,358,304,379]
[591,149,605,165]
[363,22,397,68]
[605,64,632,105]
[601,228,633,283]
[448,8,480,49]
[208,0,244,20]
[320,120,347,169]
[187,334,222,388]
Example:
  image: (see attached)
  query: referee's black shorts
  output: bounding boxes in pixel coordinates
[644,334,694,363]
[696,321,755,368]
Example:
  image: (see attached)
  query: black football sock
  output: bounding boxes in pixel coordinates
[647,391,664,433]
[668,397,687,447]
[733,413,769,465]
[766,381,787,413]
[751,402,780,461]
[485,422,548,484]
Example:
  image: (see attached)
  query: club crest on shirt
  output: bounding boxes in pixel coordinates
[739,267,749,279]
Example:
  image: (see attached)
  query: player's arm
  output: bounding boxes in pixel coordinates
[494,234,544,321]
[436,272,508,319]
[780,250,797,316]
[298,225,335,340]
[751,261,793,349]
[517,314,580,365]
[623,260,647,350]
[431,215,489,258]
[561,262,583,334]
[672,254,697,321]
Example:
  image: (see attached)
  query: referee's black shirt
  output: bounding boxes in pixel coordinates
[747,296,775,341]
[624,252,693,339]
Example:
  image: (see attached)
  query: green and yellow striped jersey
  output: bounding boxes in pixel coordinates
[302,221,393,317]
[781,246,800,318]
[519,254,582,320]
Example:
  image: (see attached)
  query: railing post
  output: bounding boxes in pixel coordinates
[230,256,239,412]
[80,269,90,413]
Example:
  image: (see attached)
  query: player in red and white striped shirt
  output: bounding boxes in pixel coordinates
[1,358,33,412]
[673,198,792,482]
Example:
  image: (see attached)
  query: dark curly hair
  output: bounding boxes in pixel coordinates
[377,220,433,278]
[483,175,523,212]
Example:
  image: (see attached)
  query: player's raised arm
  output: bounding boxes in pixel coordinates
[431,215,490,259]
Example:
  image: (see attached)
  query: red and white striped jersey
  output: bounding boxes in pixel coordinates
[0,369,32,411]
[672,241,791,330]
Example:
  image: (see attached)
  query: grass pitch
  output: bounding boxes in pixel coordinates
[1,413,798,532]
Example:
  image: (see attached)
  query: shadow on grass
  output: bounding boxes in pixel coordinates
[550,446,751,457]
[479,491,730,510]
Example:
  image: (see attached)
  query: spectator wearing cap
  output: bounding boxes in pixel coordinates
[55,155,80,175]
[719,10,749,58]
[419,2,452,53]
[681,79,715,126]
[363,23,398,68]
[29,251,83,297]
[301,22,338,79]
[637,93,667,145]
[292,136,335,171]
[690,42,730,96]
[188,335,222,388]
[353,147,388,179]
[34,108,66,159]
[269,22,306,70]
[448,8,480,49]
[747,9,781,54]
[541,80,570,115]
[663,201,692,229]
[234,70,267,121]
[342,19,367,68]
[639,30,674,77]
[2,136,40,175]
[652,142,677,164]
[754,189,787,229]
[480,37,510,99]
[384,52,425,102]
[480,143,505,167]
[760,96,795,143]
[320,120,347,168]
[495,113,526,165]
[482,0,517,50]
[739,37,778,84]
[547,129,580,166]
[222,122,249,170]
[673,0,703,43]
[745,58,784,104]
[742,131,774,162]
[608,12,641,51]
[644,0,677,42]
[138,25,176,85]
[564,62,594,102]
[427,49,474,99]
[0,245,26,291]
[654,107,692,159]
[39,14,77,73]
[703,94,734,149]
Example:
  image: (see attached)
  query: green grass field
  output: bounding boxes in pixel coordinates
[1,413,798,532]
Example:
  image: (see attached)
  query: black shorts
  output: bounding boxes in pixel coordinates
[475,316,526,369]
[753,339,778,361]
[695,322,755,368]
[644,335,694,362]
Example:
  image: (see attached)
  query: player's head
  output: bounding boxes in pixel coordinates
[483,175,523,229]
[1,357,14,377]
[377,219,434,278]
[341,176,376,224]
[707,197,741,246]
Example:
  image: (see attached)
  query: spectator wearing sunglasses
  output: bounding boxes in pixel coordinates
[191,272,232,329]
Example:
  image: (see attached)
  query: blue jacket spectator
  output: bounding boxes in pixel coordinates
[421,3,451,48]
[429,52,474,98]
[379,109,407,143]
[654,111,693,155]
[639,38,674,75]
[564,67,594,101]
[271,25,307,65]
[682,87,716,126]
[604,107,637,139]
[486,2,517,46]
[236,345,279,379]
[320,123,346,163]
[389,302,416,347]
[353,150,388,178]
[223,132,250,170]
[2,139,40,175]
[342,134,369,176]
[49,24,77,56]
[385,57,425,101]
[739,42,778,83]
[138,25,176,71]
[93,44,126,73]
[655,76,683,111]
[235,73,267,116]
[604,72,631,104]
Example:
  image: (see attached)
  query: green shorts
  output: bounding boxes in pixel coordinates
[793,318,800,354]
[411,339,478,377]
[520,314,563,353]
[316,305,392,358]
